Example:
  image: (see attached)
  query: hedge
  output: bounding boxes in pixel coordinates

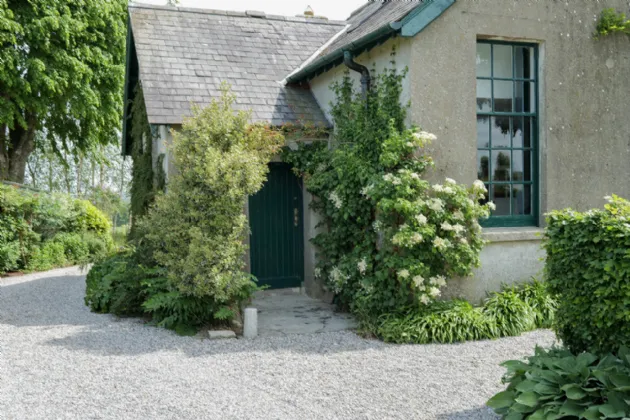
[544,195,630,355]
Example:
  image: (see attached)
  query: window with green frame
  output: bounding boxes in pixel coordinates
[476,40,539,227]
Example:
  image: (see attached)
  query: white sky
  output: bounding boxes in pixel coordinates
[136,0,366,21]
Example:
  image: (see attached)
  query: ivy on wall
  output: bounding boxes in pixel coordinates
[129,83,155,222]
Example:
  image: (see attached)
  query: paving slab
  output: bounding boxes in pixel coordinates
[251,290,356,336]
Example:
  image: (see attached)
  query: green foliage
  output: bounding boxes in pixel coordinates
[87,86,280,335]
[0,0,127,181]
[135,85,283,298]
[283,60,492,319]
[129,84,156,222]
[544,195,630,355]
[0,184,114,273]
[595,8,630,38]
[373,280,555,344]
[488,346,630,419]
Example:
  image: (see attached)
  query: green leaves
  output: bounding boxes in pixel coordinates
[544,196,630,355]
[488,347,630,419]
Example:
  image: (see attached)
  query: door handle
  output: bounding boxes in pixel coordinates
[294,208,299,227]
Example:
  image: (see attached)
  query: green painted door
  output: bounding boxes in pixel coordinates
[248,163,304,289]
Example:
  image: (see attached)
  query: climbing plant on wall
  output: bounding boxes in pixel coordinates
[129,84,157,224]
[595,8,630,38]
[284,64,492,320]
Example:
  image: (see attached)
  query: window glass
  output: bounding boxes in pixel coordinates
[475,41,538,226]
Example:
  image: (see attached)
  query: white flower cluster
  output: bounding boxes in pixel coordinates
[445,178,457,185]
[415,214,427,225]
[361,184,374,197]
[433,184,455,195]
[383,173,401,185]
[329,191,343,209]
[433,236,452,251]
[428,198,444,213]
[487,201,496,211]
[429,275,447,287]
[357,258,367,275]
[413,275,425,289]
[373,220,383,232]
[453,210,464,220]
[441,221,453,231]
[472,180,487,198]
[329,266,349,293]
[412,130,438,144]
[314,267,322,279]
[397,269,410,279]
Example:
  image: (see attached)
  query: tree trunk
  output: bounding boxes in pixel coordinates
[2,115,37,183]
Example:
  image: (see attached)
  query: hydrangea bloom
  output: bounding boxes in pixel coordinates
[413,275,425,288]
[428,198,444,212]
[415,214,427,225]
[397,269,410,279]
[453,210,464,220]
[429,275,447,287]
[433,236,451,250]
[452,224,465,235]
[445,178,457,185]
[329,191,343,209]
[410,232,423,245]
[429,287,441,297]
[433,184,445,193]
[487,201,496,211]
[357,258,367,275]
[441,221,454,231]
[473,180,487,192]
[443,186,455,195]
[413,130,438,143]
[419,294,431,305]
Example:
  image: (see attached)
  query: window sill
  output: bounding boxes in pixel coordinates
[482,227,544,243]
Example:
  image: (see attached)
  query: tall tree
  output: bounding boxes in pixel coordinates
[0,0,127,182]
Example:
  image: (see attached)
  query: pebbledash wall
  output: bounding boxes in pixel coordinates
[309,0,630,303]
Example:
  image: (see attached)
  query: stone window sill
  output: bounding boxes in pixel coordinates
[482,227,544,243]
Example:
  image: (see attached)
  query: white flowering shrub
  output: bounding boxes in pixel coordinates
[284,66,491,317]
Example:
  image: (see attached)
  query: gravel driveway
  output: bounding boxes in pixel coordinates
[0,267,556,420]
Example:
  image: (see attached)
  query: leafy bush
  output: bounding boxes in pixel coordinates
[27,241,66,271]
[544,195,630,355]
[0,184,114,274]
[483,288,535,337]
[373,280,555,344]
[488,346,630,419]
[284,63,492,318]
[86,87,280,334]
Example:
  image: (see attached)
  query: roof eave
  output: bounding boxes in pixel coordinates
[285,22,399,84]
[285,0,456,84]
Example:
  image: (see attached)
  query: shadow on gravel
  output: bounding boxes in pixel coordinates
[1,272,385,357]
[437,406,498,419]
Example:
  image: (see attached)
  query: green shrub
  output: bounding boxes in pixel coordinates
[134,86,281,299]
[53,233,91,264]
[483,288,536,337]
[85,253,147,315]
[488,346,630,419]
[0,240,20,272]
[68,199,111,236]
[27,241,66,271]
[371,280,555,344]
[544,195,630,355]
[284,65,492,317]
[0,184,114,274]
[376,300,498,344]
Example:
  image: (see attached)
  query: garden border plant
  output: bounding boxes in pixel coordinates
[488,195,630,419]
[85,85,283,335]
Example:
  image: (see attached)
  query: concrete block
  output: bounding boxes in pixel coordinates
[208,330,236,339]
[243,307,258,339]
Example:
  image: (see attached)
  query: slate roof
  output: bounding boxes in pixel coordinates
[128,3,346,126]
[319,1,423,58]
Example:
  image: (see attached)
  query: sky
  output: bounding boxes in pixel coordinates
[136,0,366,21]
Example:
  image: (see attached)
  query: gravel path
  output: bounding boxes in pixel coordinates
[0,267,557,420]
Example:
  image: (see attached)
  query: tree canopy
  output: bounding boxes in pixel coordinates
[0,0,127,182]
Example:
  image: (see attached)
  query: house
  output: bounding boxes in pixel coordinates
[123,0,630,303]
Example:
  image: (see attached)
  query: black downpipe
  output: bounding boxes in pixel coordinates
[343,51,371,102]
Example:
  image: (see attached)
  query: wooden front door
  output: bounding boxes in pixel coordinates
[248,163,304,289]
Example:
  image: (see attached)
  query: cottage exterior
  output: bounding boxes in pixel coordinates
[124,0,630,303]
